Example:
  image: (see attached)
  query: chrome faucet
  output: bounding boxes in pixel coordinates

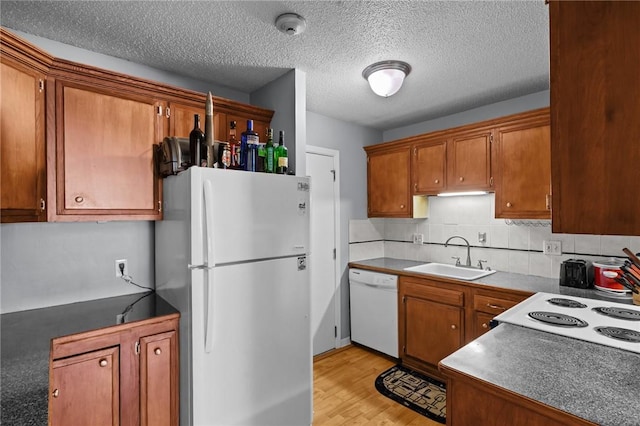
[445,235,472,267]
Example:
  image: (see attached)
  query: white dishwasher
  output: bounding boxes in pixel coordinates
[349,268,398,358]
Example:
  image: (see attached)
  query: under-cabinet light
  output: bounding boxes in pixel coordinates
[436,191,489,197]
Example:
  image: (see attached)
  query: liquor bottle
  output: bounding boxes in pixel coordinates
[189,114,204,167]
[204,92,215,167]
[228,121,241,169]
[256,143,266,172]
[265,128,275,173]
[241,119,259,171]
[275,130,288,174]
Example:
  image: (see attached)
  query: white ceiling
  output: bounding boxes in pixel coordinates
[0,1,550,130]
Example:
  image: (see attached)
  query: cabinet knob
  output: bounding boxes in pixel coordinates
[52,389,59,398]
[506,202,512,208]
[75,196,84,203]
[482,323,488,329]
[154,348,162,355]
[451,324,457,330]
[400,204,405,209]
[99,359,108,367]
[434,179,439,184]
[459,176,464,182]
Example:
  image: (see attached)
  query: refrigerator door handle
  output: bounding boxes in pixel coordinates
[203,179,216,353]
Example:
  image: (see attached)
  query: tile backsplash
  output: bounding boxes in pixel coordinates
[349,193,640,279]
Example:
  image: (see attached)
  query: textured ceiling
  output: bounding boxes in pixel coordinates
[0,1,550,130]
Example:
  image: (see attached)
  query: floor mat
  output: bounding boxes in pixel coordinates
[374,364,446,424]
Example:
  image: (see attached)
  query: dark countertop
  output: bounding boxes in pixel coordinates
[349,257,635,304]
[440,324,640,426]
[0,292,179,426]
[349,257,639,424]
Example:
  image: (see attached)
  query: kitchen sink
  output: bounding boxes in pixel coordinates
[403,263,496,281]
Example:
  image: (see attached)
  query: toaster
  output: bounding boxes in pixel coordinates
[559,259,593,288]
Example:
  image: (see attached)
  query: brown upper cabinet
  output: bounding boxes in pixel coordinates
[0,28,273,223]
[49,71,163,220]
[0,29,51,222]
[549,1,640,236]
[369,108,551,219]
[412,138,447,194]
[447,128,492,192]
[493,109,551,219]
[365,143,413,217]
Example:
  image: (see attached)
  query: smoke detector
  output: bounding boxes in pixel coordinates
[275,13,307,36]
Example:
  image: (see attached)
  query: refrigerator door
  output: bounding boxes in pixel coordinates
[190,256,312,426]
[191,168,310,265]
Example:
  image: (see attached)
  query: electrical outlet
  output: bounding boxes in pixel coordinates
[412,233,424,244]
[115,259,128,277]
[542,240,562,255]
[478,232,487,243]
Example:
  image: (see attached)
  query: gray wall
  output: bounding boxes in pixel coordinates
[251,69,306,176]
[383,90,550,142]
[306,111,381,339]
[1,222,154,313]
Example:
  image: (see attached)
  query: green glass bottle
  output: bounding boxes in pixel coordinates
[265,128,275,173]
[275,130,288,175]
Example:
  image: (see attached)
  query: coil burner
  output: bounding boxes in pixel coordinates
[527,311,589,327]
[594,327,640,343]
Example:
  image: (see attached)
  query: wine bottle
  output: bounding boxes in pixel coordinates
[265,128,275,173]
[228,121,241,169]
[241,119,259,171]
[275,130,288,174]
[189,114,204,167]
[204,92,215,167]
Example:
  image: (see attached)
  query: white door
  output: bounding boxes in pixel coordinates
[306,148,339,356]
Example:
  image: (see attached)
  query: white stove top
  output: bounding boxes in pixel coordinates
[494,292,640,354]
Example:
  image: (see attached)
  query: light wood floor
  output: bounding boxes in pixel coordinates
[313,345,442,425]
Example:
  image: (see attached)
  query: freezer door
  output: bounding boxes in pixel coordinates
[191,168,310,265]
[190,256,312,426]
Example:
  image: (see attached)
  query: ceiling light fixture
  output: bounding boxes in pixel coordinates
[275,13,307,36]
[362,60,411,97]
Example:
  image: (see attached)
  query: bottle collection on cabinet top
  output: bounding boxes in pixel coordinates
[183,94,288,174]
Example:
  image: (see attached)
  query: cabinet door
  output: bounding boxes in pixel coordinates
[169,102,227,143]
[0,58,46,223]
[550,1,640,235]
[229,114,270,143]
[494,116,551,219]
[412,139,447,194]
[472,311,495,339]
[54,82,161,219]
[447,130,492,191]
[403,296,463,366]
[367,148,412,217]
[50,347,119,426]
[140,330,179,426]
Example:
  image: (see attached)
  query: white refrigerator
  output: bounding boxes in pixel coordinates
[155,167,312,426]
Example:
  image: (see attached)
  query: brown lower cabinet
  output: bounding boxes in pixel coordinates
[399,275,530,378]
[440,365,596,426]
[49,315,179,426]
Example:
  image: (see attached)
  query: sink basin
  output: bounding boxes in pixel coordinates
[403,263,496,281]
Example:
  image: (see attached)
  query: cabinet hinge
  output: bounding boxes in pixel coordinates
[158,200,162,213]
[40,198,45,211]
[490,133,494,143]
[166,107,171,118]
[331,169,336,181]
[38,79,44,93]
[156,105,163,116]
[490,176,494,187]
[333,248,336,259]
[413,147,417,155]
[135,341,140,355]
[334,326,337,338]
[402,295,406,303]
[403,345,406,354]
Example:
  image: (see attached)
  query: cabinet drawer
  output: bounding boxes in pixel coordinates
[403,280,464,307]
[474,294,519,315]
